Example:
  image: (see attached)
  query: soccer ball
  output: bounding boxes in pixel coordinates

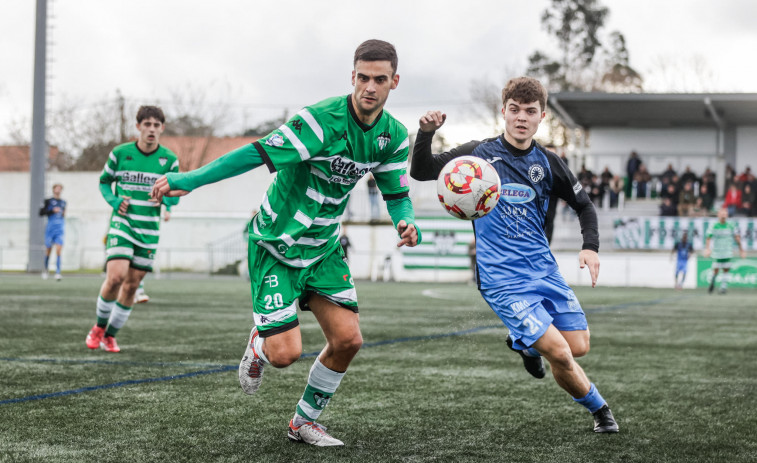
[437,155,501,220]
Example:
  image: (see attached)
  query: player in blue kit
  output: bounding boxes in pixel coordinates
[39,183,67,281]
[671,231,694,289]
[410,77,618,433]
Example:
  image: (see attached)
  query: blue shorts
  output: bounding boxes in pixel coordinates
[676,260,687,274]
[45,227,65,248]
[480,271,587,350]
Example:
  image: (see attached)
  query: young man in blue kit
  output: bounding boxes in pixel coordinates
[410,77,618,433]
[40,183,67,280]
[671,231,694,289]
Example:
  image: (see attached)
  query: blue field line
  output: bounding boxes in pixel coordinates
[0,357,235,368]
[0,365,235,405]
[1,295,679,405]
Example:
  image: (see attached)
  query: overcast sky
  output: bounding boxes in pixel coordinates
[1,0,756,146]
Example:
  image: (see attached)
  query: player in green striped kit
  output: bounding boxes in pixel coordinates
[704,207,745,294]
[86,106,179,353]
[152,40,420,447]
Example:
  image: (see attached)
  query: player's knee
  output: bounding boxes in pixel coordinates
[545,345,574,371]
[266,345,302,368]
[328,331,363,357]
[571,340,590,358]
[106,273,126,288]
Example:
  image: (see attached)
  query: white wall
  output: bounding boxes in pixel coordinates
[735,126,757,170]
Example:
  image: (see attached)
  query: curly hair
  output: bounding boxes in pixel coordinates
[502,77,547,111]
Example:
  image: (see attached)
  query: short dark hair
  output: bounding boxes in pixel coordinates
[354,39,398,74]
[502,77,548,112]
[136,105,165,124]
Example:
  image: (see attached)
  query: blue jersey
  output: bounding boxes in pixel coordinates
[40,197,66,232]
[674,241,693,264]
[411,132,599,290]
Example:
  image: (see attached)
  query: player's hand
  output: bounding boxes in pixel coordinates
[703,248,711,258]
[396,220,418,248]
[163,210,171,222]
[118,197,130,215]
[52,207,61,214]
[578,249,600,288]
[151,175,189,203]
[740,249,746,259]
[419,111,446,133]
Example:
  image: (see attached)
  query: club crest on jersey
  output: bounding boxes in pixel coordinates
[377,131,391,150]
[528,164,544,183]
[266,134,285,147]
[159,156,168,166]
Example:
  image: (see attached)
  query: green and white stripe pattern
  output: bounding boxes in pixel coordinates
[100,142,179,253]
[706,221,739,259]
[401,215,475,269]
[253,95,410,267]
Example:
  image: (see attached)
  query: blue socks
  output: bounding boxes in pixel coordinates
[573,383,606,413]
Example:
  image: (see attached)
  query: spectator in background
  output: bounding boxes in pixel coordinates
[660,163,677,186]
[702,168,717,197]
[723,183,742,217]
[699,183,715,212]
[677,181,697,217]
[690,197,708,217]
[725,164,736,192]
[588,174,604,206]
[626,151,641,184]
[577,164,594,186]
[600,166,613,186]
[740,183,755,217]
[737,166,752,184]
[660,182,679,209]
[679,166,698,186]
[634,163,651,198]
[659,197,677,216]
[608,175,624,208]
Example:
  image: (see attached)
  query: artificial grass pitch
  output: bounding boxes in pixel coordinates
[1,275,755,462]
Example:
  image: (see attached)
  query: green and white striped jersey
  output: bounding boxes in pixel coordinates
[706,221,738,259]
[100,142,180,249]
[251,95,411,268]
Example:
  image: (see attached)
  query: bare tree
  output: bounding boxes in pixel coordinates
[644,54,719,92]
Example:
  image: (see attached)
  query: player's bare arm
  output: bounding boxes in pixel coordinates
[735,235,746,258]
[703,238,712,257]
[419,111,447,133]
[396,220,419,248]
[578,249,600,288]
[151,176,189,203]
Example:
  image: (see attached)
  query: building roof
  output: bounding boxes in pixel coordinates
[548,92,757,129]
[160,136,260,171]
[0,145,60,171]
[0,136,258,172]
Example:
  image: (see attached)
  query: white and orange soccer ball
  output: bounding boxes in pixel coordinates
[437,155,501,220]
